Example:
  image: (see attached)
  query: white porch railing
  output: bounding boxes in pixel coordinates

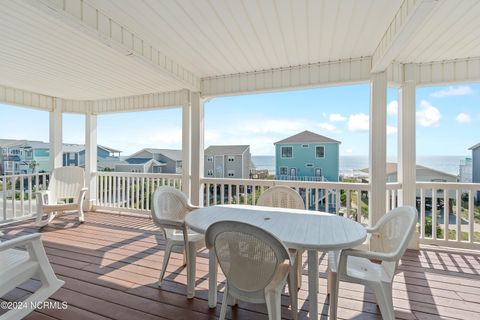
[95,172,182,214]
[0,173,49,223]
[417,182,480,249]
[201,178,381,224]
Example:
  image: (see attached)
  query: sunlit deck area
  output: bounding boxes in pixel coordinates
[1,212,479,320]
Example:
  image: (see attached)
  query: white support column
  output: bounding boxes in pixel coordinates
[182,94,191,199]
[85,113,97,210]
[190,92,204,206]
[398,64,419,249]
[49,98,63,170]
[369,72,387,227]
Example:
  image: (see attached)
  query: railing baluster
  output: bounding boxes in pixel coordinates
[468,190,474,243]
[432,188,437,240]
[19,176,24,216]
[420,188,425,239]
[356,190,361,223]
[455,189,461,243]
[220,184,225,205]
[28,175,32,214]
[444,188,449,241]
[325,189,330,213]
[228,184,232,204]
[11,176,16,218]
[335,189,340,215]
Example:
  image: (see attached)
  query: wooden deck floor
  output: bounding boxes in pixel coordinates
[1,211,479,320]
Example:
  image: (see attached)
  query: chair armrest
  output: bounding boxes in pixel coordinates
[187,203,201,211]
[35,190,49,204]
[341,248,397,262]
[0,233,41,251]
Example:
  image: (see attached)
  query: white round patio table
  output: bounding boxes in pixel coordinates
[185,204,367,320]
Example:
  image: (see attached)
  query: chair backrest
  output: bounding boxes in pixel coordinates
[48,167,85,202]
[205,221,290,301]
[256,186,305,209]
[151,187,190,231]
[370,206,417,261]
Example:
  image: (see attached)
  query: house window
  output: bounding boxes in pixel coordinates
[177,160,183,168]
[279,167,288,175]
[305,163,313,167]
[281,146,293,158]
[227,170,235,177]
[302,144,309,148]
[207,169,214,176]
[315,146,325,158]
[315,168,322,176]
[69,152,75,160]
[227,156,235,162]
[207,156,213,162]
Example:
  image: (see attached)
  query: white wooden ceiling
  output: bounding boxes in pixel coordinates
[90,0,402,77]
[1,0,480,101]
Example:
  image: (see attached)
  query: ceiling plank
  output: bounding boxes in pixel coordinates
[371,0,438,73]
[22,0,200,91]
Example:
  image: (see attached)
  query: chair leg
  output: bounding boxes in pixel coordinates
[265,287,282,320]
[288,272,298,320]
[373,283,395,320]
[36,212,57,227]
[186,241,197,299]
[219,284,229,320]
[159,240,174,286]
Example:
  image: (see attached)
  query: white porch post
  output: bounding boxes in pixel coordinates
[369,72,387,227]
[398,64,419,248]
[85,113,97,210]
[182,91,191,199]
[190,92,204,206]
[49,98,63,170]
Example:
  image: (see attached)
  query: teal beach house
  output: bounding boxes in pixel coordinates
[274,130,340,182]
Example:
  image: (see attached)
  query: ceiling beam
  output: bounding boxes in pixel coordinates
[371,0,438,73]
[201,58,372,97]
[22,0,200,92]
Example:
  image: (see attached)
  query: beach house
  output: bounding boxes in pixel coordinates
[63,144,121,167]
[470,143,480,201]
[204,145,251,179]
[274,131,340,182]
[120,148,183,174]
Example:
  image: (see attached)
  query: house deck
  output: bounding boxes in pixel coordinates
[1,211,479,320]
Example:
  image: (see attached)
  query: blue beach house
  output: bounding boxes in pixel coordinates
[274,130,341,182]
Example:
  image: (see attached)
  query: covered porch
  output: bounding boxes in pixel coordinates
[1,0,480,319]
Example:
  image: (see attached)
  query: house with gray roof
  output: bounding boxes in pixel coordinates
[274,130,341,182]
[120,148,183,173]
[204,145,251,179]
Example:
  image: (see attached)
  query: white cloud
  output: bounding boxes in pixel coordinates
[431,85,474,98]
[416,100,441,127]
[329,113,347,122]
[345,148,353,154]
[317,122,337,132]
[387,100,398,115]
[387,125,397,135]
[456,113,472,123]
[348,113,369,132]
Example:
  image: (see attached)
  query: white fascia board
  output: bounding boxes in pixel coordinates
[200,58,372,98]
[371,0,438,73]
[0,84,54,111]
[24,0,200,92]
[415,57,480,87]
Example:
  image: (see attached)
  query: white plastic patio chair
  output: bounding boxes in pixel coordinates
[35,167,88,227]
[0,233,64,320]
[327,206,417,320]
[205,221,298,320]
[151,186,204,299]
[257,185,305,291]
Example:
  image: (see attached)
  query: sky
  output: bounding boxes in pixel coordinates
[0,83,479,157]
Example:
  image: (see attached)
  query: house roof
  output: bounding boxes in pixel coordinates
[205,145,250,156]
[360,163,457,178]
[469,143,480,150]
[274,131,340,145]
[129,148,183,161]
[63,144,122,154]
[0,139,27,148]
[99,145,122,153]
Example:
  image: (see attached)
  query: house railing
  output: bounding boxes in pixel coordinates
[94,172,182,214]
[0,173,49,223]
[275,175,326,182]
[416,182,480,249]
[201,177,386,224]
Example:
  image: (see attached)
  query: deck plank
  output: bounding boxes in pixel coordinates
[1,211,480,320]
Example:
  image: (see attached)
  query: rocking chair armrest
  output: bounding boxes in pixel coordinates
[0,233,41,251]
[35,190,50,204]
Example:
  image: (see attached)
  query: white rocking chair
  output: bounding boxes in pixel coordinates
[0,233,64,320]
[35,167,88,227]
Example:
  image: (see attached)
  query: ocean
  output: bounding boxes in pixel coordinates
[251,155,468,176]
